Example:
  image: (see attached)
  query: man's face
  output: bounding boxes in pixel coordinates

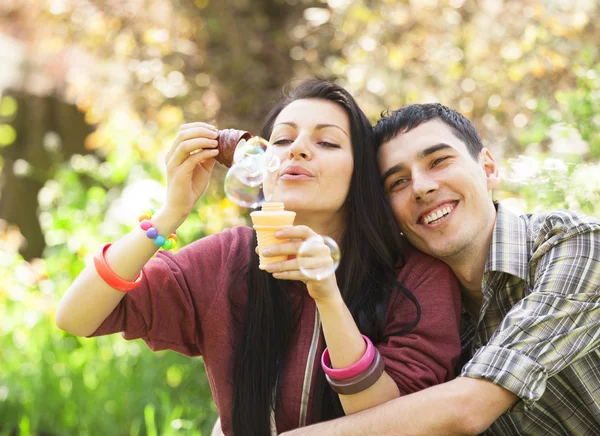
[377,120,499,261]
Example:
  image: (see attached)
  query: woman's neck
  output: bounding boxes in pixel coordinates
[294,210,346,244]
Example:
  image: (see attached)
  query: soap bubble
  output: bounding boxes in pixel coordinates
[233,141,266,186]
[298,235,340,280]
[264,146,281,173]
[224,136,282,208]
[224,163,265,208]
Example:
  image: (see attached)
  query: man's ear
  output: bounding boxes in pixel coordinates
[480,148,500,190]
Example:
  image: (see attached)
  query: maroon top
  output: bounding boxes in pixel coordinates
[91,226,461,434]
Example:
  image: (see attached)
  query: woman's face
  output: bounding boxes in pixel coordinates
[263,98,354,217]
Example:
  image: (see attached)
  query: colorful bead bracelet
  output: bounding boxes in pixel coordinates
[138,209,178,250]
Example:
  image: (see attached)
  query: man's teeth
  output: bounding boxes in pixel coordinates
[424,206,453,224]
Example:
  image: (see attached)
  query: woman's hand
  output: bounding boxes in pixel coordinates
[163,122,220,220]
[261,225,341,304]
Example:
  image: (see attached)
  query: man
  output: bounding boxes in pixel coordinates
[283,104,600,435]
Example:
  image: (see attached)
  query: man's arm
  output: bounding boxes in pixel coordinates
[283,376,517,436]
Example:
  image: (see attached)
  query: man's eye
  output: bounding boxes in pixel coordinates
[432,156,449,167]
[390,178,408,189]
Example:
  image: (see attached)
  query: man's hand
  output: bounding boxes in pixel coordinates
[281,376,518,436]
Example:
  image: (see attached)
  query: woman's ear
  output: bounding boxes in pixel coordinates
[480,148,500,191]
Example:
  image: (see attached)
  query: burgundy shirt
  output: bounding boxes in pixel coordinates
[91,226,461,434]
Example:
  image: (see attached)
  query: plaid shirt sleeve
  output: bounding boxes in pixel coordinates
[461,212,600,405]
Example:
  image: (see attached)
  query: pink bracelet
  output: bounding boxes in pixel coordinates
[321,334,375,381]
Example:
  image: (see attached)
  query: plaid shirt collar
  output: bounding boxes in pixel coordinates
[484,203,530,282]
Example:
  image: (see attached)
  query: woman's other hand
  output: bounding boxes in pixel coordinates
[164,122,220,220]
[261,225,340,304]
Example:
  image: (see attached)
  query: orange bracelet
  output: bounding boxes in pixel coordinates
[94,243,143,292]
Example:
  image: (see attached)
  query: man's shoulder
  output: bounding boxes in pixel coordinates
[515,208,600,241]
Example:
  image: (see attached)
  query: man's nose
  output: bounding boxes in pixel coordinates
[412,172,439,200]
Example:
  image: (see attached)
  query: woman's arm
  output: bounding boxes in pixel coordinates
[55,209,182,336]
[315,294,400,414]
[55,123,220,337]
[262,226,399,414]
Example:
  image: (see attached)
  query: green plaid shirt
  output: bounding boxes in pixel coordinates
[459,203,600,435]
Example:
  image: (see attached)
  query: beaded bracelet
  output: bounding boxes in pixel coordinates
[138,209,178,250]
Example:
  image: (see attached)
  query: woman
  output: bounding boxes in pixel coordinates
[56,80,461,435]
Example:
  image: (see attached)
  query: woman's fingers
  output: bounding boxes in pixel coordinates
[177,148,219,175]
[264,257,298,273]
[165,127,219,165]
[260,240,303,258]
[274,225,318,241]
[167,137,219,169]
[272,271,305,281]
[179,122,218,132]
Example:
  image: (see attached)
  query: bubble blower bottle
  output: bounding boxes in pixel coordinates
[250,202,296,270]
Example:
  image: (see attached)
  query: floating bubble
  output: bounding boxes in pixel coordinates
[224,136,282,208]
[224,163,265,208]
[298,235,340,280]
[233,140,265,165]
[263,146,281,172]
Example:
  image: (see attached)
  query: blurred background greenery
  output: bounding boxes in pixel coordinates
[0,0,598,434]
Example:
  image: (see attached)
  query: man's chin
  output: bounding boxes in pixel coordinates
[405,234,461,260]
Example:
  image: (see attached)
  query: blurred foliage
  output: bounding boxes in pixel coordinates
[0,0,599,434]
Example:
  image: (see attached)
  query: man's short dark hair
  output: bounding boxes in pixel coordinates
[373,103,483,160]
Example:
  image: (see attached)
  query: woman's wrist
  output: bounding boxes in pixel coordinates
[151,207,187,235]
[313,289,345,313]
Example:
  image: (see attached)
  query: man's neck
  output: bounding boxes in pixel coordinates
[447,215,497,313]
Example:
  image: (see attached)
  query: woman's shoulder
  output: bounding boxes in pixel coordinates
[166,225,254,267]
[395,239,456,285]
[183,225,253,250]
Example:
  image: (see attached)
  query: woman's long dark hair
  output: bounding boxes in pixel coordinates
[230,79,420,436]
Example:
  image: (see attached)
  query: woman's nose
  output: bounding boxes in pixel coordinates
[288,135,312,160]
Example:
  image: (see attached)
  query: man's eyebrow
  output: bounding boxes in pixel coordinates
[272,122,349,137]
[418,143,455,158]
[381,164,406,184]
[380,143,455,183]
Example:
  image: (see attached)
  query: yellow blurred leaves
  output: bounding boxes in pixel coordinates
[144,28,170,45]
[0,124,17,147]
[157,105,184,127]
[0,96,18,118]
[387,47,405,70]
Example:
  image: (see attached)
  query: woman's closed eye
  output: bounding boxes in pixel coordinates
[318,141,341,149]
[272,139,294,146]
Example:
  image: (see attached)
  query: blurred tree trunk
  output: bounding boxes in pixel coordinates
[0,0,306,260]
[0,93,92,260]
[205,0,305,130]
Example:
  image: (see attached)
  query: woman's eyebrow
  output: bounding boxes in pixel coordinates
[273,122,349,138]
[315,123,349,137]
